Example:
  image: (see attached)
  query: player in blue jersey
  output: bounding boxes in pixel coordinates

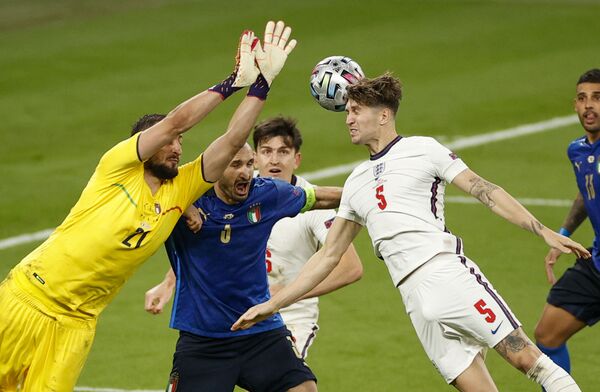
[534,68,600,380]
[159,143,341,392]
[145,116,363,360]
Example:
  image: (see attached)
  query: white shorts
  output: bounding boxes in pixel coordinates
[283,321,319,359]
[398,253,521,383]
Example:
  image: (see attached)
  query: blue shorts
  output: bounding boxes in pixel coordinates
[547,257,600,326]
[167,327,316,392]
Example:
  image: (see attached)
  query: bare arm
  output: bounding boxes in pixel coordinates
[144,267,176,315]
[299,243,362,299]
[452,169,590,259]
[544,192,588,284]
[560,192,588,234]
[201,21,296,182]
[137,91,223,161]
[201,96,266,182]
[312,186,343,209]
[231,217,362,330]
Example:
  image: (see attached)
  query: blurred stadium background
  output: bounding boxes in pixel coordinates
[1,0,599,390]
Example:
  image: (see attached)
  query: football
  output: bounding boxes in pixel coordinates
[309,56,365,112]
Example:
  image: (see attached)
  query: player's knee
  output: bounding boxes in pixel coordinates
[534,322,562,347]
[533,322,546,343]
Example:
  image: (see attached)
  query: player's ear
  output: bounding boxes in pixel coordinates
[294,151,302,170]
[253,151,259,169]
[379,107,392,126]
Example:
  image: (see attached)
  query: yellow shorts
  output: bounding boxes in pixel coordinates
[0,277,97,392]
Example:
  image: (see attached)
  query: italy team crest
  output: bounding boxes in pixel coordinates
[247,204,262,224]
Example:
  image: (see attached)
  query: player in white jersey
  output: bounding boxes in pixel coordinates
[145,116,363,358]
[253,116,362,358]
[233,74,589,392]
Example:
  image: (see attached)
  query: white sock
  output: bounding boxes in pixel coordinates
[526,354,581,392]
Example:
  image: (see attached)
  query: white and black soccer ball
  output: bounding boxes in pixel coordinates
[309,56,365,112]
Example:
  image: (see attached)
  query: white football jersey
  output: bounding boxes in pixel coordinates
[338,136,468,285]
[266,175,336,324]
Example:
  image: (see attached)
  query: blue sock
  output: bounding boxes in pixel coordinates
[536,342,571,373]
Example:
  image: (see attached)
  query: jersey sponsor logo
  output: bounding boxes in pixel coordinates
[223,213,234,220]
[588,155,595,163]
[373,162,386,178]
[247,203,262,224]
[324,217,334,229]
[491,320,504,335]
[198,207,209,222]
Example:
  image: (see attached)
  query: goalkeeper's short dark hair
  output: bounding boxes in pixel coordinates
[131,114,166,136]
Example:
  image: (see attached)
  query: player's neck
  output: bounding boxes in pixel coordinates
[366,129,399,155]
[144,171,164,196]
[214,183,238,205]
[586,130,600,144]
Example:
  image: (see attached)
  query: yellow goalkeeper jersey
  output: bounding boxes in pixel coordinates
[10,134,213,318]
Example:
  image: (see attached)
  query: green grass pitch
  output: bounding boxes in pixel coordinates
[1,0,599,390]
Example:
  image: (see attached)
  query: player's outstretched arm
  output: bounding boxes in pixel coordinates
[545,192,588,284]
[136,30,259,161]
[145,268,176,315]
[231,217,361,331]
[299,243,362,299]
[311,186,343,210]
[202,21,296,182]
[452,169,591,260]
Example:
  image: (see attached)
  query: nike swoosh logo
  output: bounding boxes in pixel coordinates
[491,321,504,335]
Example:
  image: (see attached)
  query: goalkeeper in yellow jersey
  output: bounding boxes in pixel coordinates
[0,21,297,392]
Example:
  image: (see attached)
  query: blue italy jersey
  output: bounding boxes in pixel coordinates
[166,177,308,337]
[568,136,600,271]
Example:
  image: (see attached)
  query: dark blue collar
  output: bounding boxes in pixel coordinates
[370,135,403,161]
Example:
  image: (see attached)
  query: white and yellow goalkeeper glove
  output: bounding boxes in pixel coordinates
[255,21,297,86]
[233,30,260,87]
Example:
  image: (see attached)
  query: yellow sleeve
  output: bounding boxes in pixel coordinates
[95,134,142,181]
[175,153,214,208]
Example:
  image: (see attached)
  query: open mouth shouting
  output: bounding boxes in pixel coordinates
[234,180,250,198]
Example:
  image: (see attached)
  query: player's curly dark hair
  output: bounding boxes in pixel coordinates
[252,116,303,151]
[347,72,402,115]
[577,69,600,85]
[130,113,166,136]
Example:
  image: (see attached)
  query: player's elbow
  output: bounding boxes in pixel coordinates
[222,130,248,151]
[352,262,364,282]
[340,256,363,284]
[348,262,363,284]
[163,110,192,136]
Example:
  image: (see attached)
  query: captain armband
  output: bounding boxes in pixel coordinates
[301,185,316,213]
